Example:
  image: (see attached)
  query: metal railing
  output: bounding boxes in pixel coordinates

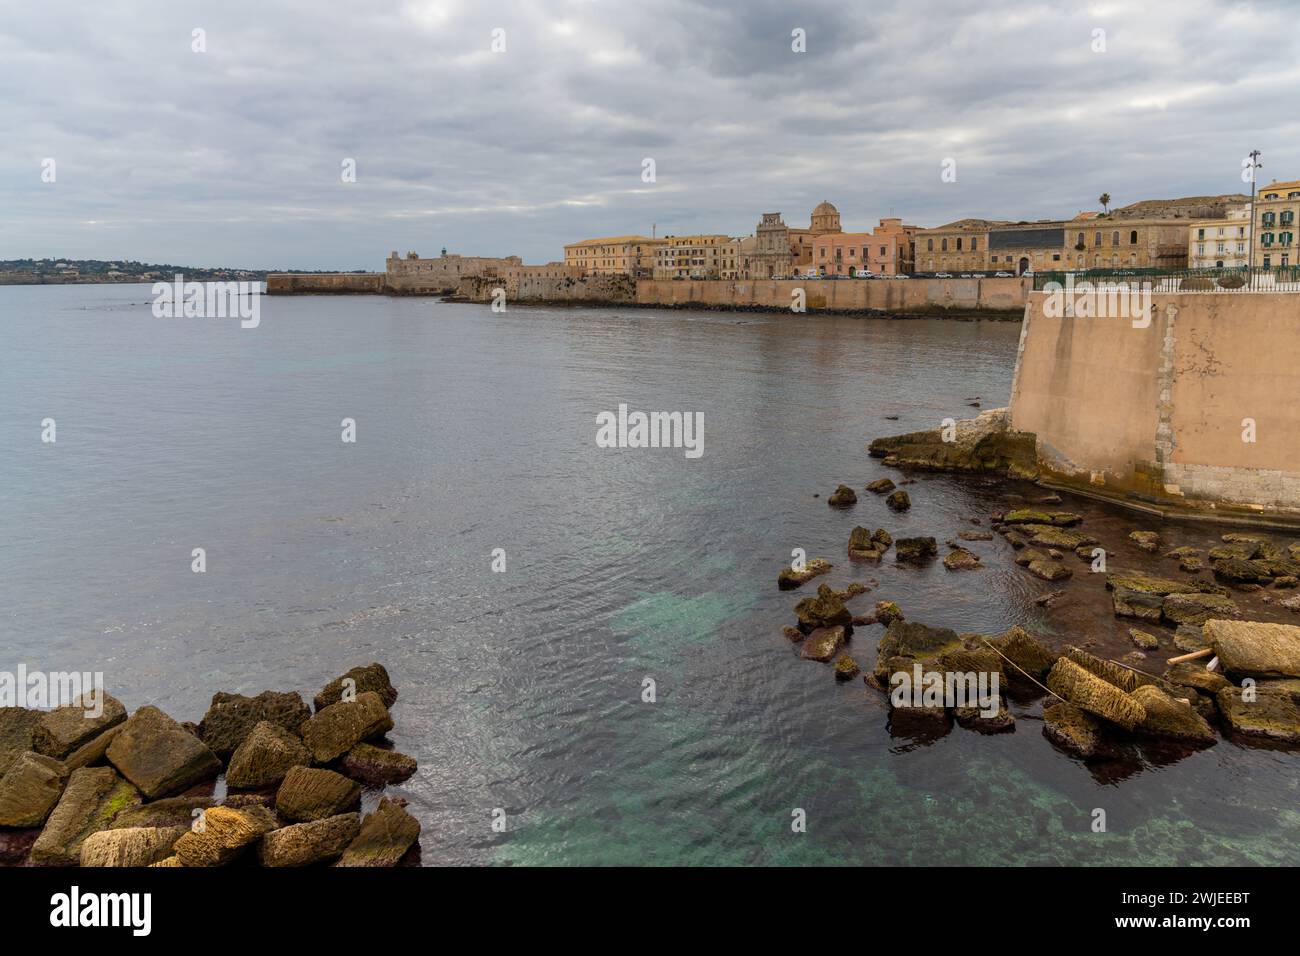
[1032,266,1300,293]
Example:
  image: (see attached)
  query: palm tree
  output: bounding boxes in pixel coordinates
[1099,193,1111,215]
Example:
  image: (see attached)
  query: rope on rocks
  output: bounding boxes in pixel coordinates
[974,636,1068,704]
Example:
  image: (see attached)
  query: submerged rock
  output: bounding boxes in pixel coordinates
[874,620,963,683]
[1003,509,1083,527]
[866,478,895,494]
[30,767,140,866]
[337,796,420,867]
[1129,531,1161,553]
[1026,559,1071,581]
[958,530,993,541]
[885,489,911,512]
[801,626,846,662]
[106,706,222,800]
[827,484,858,508]
[1215,686,1300,745]
[1128,629,1159,651]
[955,702,1015,734]
[1161,592,1238,626]
[0,751,69,827]
[260,812,361,867]
[1042,702,1105,758]
[1021,525,1097,550]
[848,527,883,562]
[778,558,833,590]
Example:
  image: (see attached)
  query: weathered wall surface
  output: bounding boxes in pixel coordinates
[266,273,385,294]
[1010,291,1300,519]
[454,273,636,303]
[635,277,1028,314]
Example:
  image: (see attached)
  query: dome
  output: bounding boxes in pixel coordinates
[812,200,838,217]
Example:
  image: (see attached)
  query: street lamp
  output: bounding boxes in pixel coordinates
[1246,149,1262,288]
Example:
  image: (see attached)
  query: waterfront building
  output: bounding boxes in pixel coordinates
[1065,217,1190,271]
[564,236,667,276]
[1252,179,1300,270]
[1188,206,1251,269]
[988,221,1068,274]
[652,235,741,279]
[914,219,1002,274]
[807,218,918,276]
[742,213,796,278]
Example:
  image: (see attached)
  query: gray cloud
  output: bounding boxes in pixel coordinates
[1,0,1297,269]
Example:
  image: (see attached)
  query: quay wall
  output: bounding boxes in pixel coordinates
[635,277,1028,314]
[266,273,385,294]
[1009,291,1300,520]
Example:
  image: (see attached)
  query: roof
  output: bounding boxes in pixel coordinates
[1260,180,1300,194]
[812,200,839,216]
[921,218,1009,231]
[564,236,662,247]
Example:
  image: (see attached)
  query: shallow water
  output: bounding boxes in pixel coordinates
[2,284,1297,865]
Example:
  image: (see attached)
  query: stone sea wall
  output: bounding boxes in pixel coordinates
[1010,291,1300,522]
[636,277,1028,316]
[266,273,385,294]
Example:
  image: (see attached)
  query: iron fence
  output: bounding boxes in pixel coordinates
[1032,266,1300,293]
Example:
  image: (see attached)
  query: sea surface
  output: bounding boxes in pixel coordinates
[2,283,1297,865]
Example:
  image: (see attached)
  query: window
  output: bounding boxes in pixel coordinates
[1197,229,1205,240]
[1262,213,1276,227]
[1262,233,1275,246]
[1130,231,1138,244]
[942,238,948,251]
[971,239,978,251]
[1076,232,1085,247]
[956,237,963,251]
[1197,243,1205,255]
[1094,232,1102,246]
[1282,211,1295,225]
[1052,254,1061,261]
[927,238,933,251]
[1112,231,1119,246]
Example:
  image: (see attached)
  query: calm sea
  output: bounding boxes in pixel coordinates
[2,283,1297,865]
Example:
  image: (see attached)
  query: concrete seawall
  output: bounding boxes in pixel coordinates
[636,277,1028,316]
[1010,291,1300,522]
[267,273,385,294]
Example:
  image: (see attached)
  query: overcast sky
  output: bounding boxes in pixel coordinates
[2,0,1298,270]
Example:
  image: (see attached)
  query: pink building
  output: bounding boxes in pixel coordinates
[810,218,917,276]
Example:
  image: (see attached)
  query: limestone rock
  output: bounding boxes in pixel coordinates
[1163,662,1230,696]
[110,795,218,830]
[30,767,139,866]
[80,826,185,867]
[955,702,1014,734]
[63,723,125,771]
[198,690,312,759]
[827,484,857,508]
[337,797,420,867]
[778,558,832,589]
[867,408,1037,477]
[260,812,360,867]
[0,707,40,777]
[1130,685,1216,745]
[106,706,221,799]
[32,692,127,759]
[1174,624,1209,653]
[1129,531,1161,552]
[225,720,311,790]
[793,584,853,633]
[1003,509,1082,527]
[276,766,361,822]
[1027,559,1071,581]
[1161,592,1238,626]
[873,600,904,625]
[866,478,895,494]
[988,626,1057,682]
[340,743,417,786]
[314,663,398,712]
[800,626,846,662]
[1022,525,1098,550]
[301,692,394,764]
[895,537,937,563]
[1206,619,1300,679]
[1043,702,1104,758]
[833,656,860,681]
[173,805,277,867]
[1215,686,1300,745]
[0,751,68,827]
[1063,645,1154,692]
[1128,629,1159,651]
[885,489,911,512]
[1046,658,1146,730]
[943,546,981,571]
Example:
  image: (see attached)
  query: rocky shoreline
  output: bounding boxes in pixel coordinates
[0,663,419,867]
[778,426,1300,764]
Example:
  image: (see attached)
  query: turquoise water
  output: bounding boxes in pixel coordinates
[2,284,1296,865]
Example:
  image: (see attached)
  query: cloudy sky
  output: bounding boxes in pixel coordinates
[2,0,1298,270]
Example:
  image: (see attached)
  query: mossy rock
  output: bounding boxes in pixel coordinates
[778,558,833,590]
[827,485,858,508]
[834,656,861,681]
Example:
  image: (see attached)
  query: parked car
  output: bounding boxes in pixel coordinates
[855,271,875,278]
[935,272,953,278]
[893,274,911,280]
[994,271,1013,277]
